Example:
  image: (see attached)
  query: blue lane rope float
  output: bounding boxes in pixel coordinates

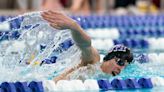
[28,81,44,92]
[2,15,164,29]
[0,77,162,92]
[138,78,153,88]
[0,81,44,92]
[1,82,17,92]
[97,78,153,91]
[111,78,128,90]
[0,88,4,92]
[124,78,141,89]
[14,82,30,92]
[97,79,113,90]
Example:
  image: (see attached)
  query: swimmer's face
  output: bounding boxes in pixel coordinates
[101,58,128,76]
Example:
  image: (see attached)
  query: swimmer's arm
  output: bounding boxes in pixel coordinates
[53,68,73,83]
[53,64,81,83]
[70,23,100,64]
[42,11,100,64]
[41,11,91,47]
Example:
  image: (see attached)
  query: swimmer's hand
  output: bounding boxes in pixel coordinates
[41,10,78,30]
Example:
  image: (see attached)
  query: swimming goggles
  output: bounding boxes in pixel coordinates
[115,57,128,66]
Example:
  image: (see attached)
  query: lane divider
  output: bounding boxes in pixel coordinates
[0,77,163,92]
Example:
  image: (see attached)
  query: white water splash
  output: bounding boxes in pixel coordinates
[0,12,81,82]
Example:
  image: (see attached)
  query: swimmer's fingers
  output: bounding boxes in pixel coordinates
[42,10,77,30]
[50,23,62,30]
[42,10,63,20]
[42,14,64,29]
[49,10,64,16]
[42,15,56,23]
[42,16,53,23]
[41,12,57,21]
[42,13,62,23]
[45,17,62,25]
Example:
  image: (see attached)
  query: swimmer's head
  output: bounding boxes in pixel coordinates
[103,44,133,64]
[101,44,133,76]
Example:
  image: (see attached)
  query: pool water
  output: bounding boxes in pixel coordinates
[0,12,164,91]
[104,87,164,92]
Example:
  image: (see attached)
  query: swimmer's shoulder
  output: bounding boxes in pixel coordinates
[81,47,100,66]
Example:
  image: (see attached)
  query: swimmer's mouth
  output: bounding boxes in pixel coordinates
[112,71,118,76]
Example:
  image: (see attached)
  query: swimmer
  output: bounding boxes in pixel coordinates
[41,11,133,82]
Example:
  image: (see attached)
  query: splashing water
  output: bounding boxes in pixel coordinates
[0,12,81,82]
[0,12,164,83]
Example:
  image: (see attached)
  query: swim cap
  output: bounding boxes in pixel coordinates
[103,44,133,64]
